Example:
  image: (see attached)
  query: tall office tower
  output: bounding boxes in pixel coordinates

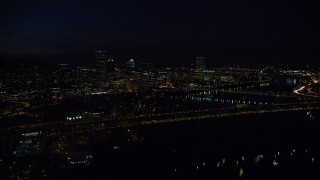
[196,57,206,70]
[106,57,116,72]
[126,59,135,68]
[96,51,109,79]
[96,51,108,70]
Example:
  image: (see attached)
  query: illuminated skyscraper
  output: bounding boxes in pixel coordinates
[96,51,108,71]
[196,57,206,70]
[106,57,116,72]
[96,51,109,80]
[126,59,135,68]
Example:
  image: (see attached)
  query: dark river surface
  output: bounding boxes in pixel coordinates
[52,110,320,180]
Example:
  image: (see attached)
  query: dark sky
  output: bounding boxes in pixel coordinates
[0,0,318,66]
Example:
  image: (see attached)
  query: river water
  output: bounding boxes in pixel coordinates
[54,109,320,179]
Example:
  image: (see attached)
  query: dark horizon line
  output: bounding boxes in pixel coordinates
[0,55,316,70]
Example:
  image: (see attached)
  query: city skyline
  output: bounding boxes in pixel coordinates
[1,53,320,179]
[1,1,320,179]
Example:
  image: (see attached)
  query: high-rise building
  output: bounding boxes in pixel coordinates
[106,57,116,72]
[126,59,135,68]
[95,51,109,81]
[196,57,206,70]
[96,51,109,71]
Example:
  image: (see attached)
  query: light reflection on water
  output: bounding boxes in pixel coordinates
[6,109,320,179]
[154,110,320,179]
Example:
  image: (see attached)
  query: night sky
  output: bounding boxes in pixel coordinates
[0,0,318,66]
